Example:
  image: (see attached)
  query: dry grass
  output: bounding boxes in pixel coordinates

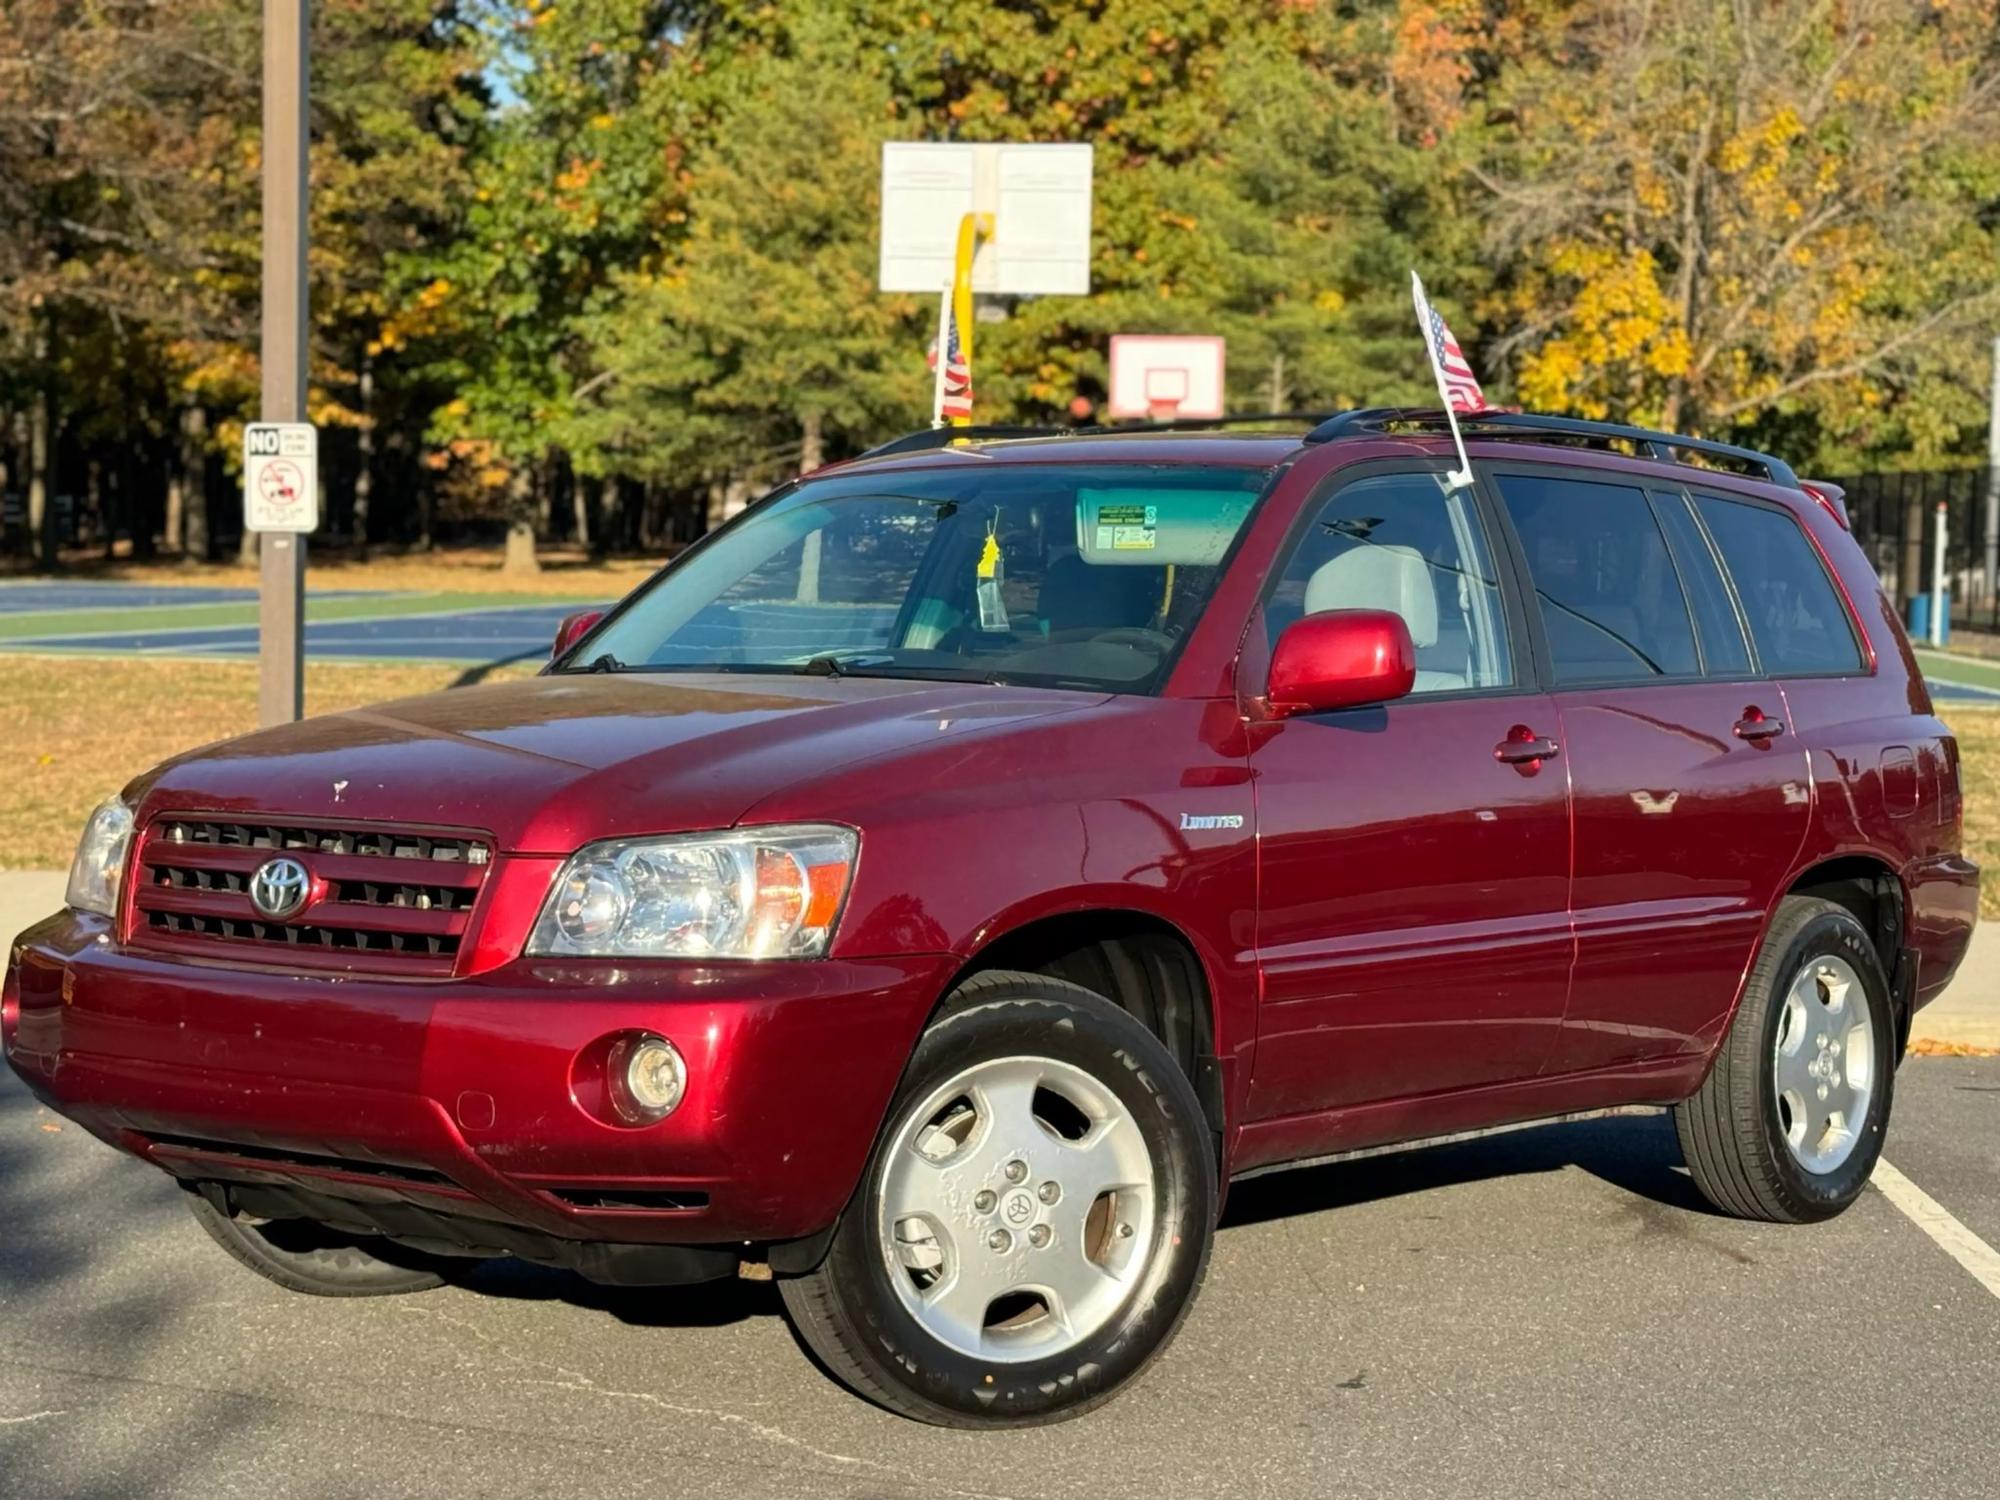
[1950,708,2000,918]
[1,654,533,869]
[4,545,662,600]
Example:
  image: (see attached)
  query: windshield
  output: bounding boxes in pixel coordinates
[571,462,1273,693]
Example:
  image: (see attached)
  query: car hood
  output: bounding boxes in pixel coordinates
[127,672,1105,853]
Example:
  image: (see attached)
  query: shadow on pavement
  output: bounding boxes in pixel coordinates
[1220,1110,1716,1230]
[454,1256,781,1327]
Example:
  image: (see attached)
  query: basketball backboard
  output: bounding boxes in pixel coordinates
[1108,335,1226,420]
[880,142,1093,295]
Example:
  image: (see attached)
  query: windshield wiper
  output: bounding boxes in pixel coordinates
[582,652,627,673]
[797,654,849,677]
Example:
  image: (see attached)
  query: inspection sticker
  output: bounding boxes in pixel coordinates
[1095,502,1157,551]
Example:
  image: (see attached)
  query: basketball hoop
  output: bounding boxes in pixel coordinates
[1144,368,1189,421]
[1109,335,1225,422]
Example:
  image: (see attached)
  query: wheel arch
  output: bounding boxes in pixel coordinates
[1781,852,1912,1056]
[941,907,1228,1149]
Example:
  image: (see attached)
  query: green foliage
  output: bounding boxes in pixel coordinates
[2,0,1997,560]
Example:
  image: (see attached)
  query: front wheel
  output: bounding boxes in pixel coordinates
[1675,896,1895,1223]
[779,970,1217,1427]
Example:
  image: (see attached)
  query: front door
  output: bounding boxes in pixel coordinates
[1245,466,1574,1122]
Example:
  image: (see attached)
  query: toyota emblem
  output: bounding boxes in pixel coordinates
[248,856,312,920]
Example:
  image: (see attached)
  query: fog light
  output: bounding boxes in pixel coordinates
[608,1033,686,1123]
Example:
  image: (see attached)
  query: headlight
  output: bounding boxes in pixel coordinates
[527,825,858,959]
[66,797,135,918]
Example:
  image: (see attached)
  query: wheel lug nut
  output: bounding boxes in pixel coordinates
[1003,1159,1027,1184]
[973,1189,996,1213]
[1038,1181,1061,1205]
[987,1228,1012,1253]
[1028,1224,1052,1249]
[1117,1222,1134,1239]
[1817,1084,1830,1101]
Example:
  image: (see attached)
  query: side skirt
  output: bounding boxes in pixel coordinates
[1228,1052,1708,1179]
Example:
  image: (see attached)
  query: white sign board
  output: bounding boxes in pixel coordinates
[880,142,1093,295]
[1109,335,1227,420]
[242,422,318,534]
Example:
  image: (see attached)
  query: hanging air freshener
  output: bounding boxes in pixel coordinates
[975,519,1009,632]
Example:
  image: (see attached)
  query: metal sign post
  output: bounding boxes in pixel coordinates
[1985,334,1999,608]
[255,0,310,727]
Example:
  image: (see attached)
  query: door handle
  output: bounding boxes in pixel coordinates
[1495,726,1561,767]
[1734,707,1786,743]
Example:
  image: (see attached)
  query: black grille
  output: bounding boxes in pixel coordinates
[145,909,461,958]
[131,815,492,974]
[154,819,485,863]
[146,1134,457,1189]
[329,880,474,912]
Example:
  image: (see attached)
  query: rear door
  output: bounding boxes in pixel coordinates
[1246,464,1573,1122]
[1491,469,1812,1073]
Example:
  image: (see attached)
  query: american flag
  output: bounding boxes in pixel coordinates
[1425,302,1485,413]
[937,300,973,420]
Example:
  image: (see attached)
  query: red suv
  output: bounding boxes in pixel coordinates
[4,410,1977,1426]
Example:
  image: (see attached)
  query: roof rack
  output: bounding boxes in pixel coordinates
[1303,408,1800,489]
[858,424,1072,459]
[1082,411,1339,434]
[858,411,1341,461]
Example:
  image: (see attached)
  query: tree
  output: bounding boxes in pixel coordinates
[1466,0,2000,467]
[397,0,671,571]
[560,10,926,501]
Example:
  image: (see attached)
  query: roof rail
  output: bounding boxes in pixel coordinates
[1303,408,1800,489]
[1083,410,1340,435]
[858,411,1343,461]
[858,424,1070,459]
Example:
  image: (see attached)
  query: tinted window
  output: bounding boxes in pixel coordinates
[1499,475,1699,684]
[1272,472,1513,694]
[1695,495,1863,674]
[1655,494,1752,676]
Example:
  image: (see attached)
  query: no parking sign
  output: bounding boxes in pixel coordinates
[242,422,318,533]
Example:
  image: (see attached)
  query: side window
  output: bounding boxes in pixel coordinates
[1498,474,1699,685]
[1695,495,1865,675]
[1271,471,1514,694]
[1654,493,1752,676]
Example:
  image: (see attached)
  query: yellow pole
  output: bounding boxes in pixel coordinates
[949,211,994,428]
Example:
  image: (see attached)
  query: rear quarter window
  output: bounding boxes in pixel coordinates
[1695,495,1864,675]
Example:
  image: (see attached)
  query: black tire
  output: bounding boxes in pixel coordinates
[184,1192,454,1297]
[778,970,1217,1427]
[1675,896,1895,1223]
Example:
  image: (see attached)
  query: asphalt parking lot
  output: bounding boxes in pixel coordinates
[4,1053,1998,1500]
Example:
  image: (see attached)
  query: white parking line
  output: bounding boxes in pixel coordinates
[1872,1158,2000,1299]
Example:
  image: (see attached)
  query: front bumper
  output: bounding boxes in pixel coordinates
[4,908,952,1256]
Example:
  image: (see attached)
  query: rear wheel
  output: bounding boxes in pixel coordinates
[185,1192,455,1297]
[1675,896,1894,1223]
[779,970,1216,1427]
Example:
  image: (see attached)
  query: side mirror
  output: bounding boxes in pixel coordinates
[552,608,607,662]
[1266,609,1416,717]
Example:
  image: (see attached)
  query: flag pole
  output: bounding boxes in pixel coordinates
[1411,270,1475,491]
[948,212,993,429]
[931,283,951,428]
